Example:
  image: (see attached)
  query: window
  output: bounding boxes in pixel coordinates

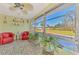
[45,5,76,37]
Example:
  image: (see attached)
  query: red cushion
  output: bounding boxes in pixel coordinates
[21,31,29,40]
[2,38,14,44]
[2,34,9,38]
[2,32,14,38]
[0,32,14,45]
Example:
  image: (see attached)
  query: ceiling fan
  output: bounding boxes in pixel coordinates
[9,3,33,14]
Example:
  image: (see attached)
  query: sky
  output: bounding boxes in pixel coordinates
[36,4,76,28]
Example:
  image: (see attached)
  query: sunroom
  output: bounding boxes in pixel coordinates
[0,3,78,55]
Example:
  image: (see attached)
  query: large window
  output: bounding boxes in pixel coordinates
[45,5,76,37]
[35,5,76,37]
[32,4,76,53]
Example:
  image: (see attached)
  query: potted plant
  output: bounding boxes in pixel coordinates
[29,32,40,45]
[40,35,63,55]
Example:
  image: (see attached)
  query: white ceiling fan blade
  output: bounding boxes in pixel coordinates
[22,3,33,11]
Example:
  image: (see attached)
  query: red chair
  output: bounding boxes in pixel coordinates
[0,32,14,45]
[21,31,29,40]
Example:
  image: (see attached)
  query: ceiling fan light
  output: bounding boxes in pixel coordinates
[14,3,21,7]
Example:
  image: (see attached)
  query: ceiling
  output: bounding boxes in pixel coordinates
[0,3,60,19]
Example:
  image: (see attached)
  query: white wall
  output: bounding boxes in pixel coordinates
[0,14,30,34]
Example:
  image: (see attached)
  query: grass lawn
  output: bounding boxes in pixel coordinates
[36,29,75,36]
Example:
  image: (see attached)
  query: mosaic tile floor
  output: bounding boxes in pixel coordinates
[0,40,42,55]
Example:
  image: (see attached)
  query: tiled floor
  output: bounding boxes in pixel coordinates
[0,40,42,55]
[0,39,75,55]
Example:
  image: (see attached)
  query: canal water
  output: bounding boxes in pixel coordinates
[58,38,76,52]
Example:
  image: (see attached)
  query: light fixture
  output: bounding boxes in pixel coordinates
[9,3,33,14]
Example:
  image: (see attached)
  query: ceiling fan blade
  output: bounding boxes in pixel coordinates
[22,3,33,11]
[9,4,17,11]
